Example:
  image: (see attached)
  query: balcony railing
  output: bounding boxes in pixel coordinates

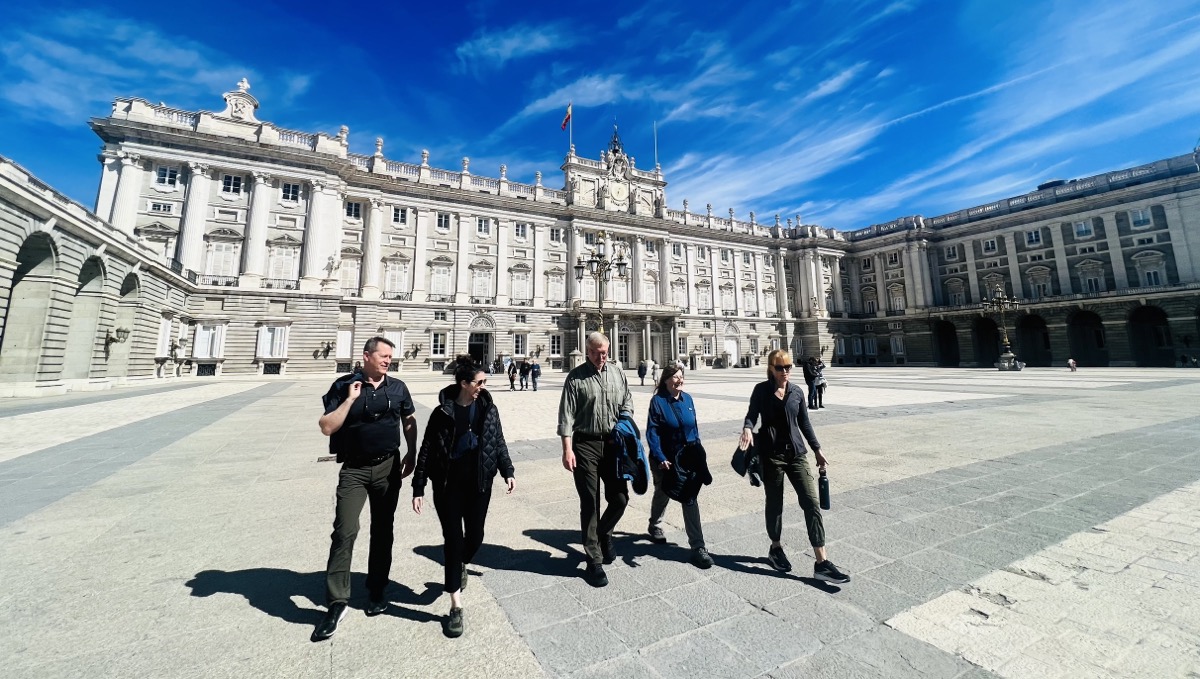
[470,296,496,305]
[765,312,780,318]
[427,294,454,303]
[198,275,237,286]
[342,288,361,297]
[511,298,533,306]
[698,308,715,315]
[263,278,298,290]
[169,258,184,275]
[385,291,412,301]
[722,310,738,317]
[546,300,567,308]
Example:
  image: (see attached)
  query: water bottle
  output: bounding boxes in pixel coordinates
[819,469,831,510]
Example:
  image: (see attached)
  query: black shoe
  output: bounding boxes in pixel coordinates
[446,607,464,638]
[690,548,714,569]
[814,559,851,584]
[600,535,615,564]
[767,545,792,572]
[461,563,468,592]
[585,563,608,587]
[311,602,348,641]
[365,596,387,617]
[648,525,667,544]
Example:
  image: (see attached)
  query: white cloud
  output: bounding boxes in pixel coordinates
[803,61,870,102]
[454,23,581,74]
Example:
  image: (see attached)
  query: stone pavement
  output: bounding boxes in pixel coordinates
[2,366,1200,678]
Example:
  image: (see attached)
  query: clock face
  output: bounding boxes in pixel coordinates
[610,181,629,202]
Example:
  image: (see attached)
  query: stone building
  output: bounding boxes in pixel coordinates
[2,81,1199,395]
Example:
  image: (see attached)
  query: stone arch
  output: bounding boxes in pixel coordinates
[0,233,60,382]
[468,313,496,330]
[1066,309,1108,367]
[61,257,108,380]
[971,315,1000,368]
[107,273,141,378]
[932,319,960,367]
[1015,313,1052,367]
[1127,304,1173,367]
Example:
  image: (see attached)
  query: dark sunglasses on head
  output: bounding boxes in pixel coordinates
[772,364,793,371]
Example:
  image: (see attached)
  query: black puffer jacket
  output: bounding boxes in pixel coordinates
[412,385,514,496]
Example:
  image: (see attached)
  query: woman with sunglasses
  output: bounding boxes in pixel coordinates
[412,363,516,638]
[738,349,850,584]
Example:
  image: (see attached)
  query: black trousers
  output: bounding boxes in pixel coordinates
[433,477,493,594]
[573,436,629,564]
[326,456,401,605]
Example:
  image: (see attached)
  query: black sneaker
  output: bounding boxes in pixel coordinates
[600,535,615,564]
[690,548,714,569]
[814,560,851,584]
[648,525,667,544]
[311,602,348,642]
[767,545,792,572]
[365,596,387,617]
[446,607,464,638]
[585,562,609,587]
[461,563,468,592]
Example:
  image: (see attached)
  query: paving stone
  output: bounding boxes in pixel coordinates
[766,590,876,644]
[707,610,822,671]
[641,630,761,679]
[860,560,960,600]
[595,595,698,646]
[834,575,920,621]
[568,652,660,679]
[522,613,627,676]
[841,528,924,560]
[838,625,975,678]
[497,583,589,632]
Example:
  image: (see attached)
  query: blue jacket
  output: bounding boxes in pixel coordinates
[646,390,711,503]
[610,413,650,495]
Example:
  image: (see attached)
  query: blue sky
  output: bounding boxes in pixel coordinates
[3,0,1200,231]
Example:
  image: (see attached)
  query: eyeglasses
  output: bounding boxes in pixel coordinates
[772,364,794,372]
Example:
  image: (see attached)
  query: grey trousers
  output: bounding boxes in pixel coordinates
[648,466,706,549]
[762,450,825,548]
[325,456,401,605]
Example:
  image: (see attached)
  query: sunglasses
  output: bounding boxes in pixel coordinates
[772,364,794,371]
[470,378,487,386]
[364,389,392,421]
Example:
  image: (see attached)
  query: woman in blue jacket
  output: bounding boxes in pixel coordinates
[738,349,849,584]
[645,364,713,569]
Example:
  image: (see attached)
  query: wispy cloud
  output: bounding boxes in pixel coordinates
[804,61,870,101]
[454,22,582,74]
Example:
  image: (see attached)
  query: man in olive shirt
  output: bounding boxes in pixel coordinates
[558,332,633,587]
[313,337,418,641]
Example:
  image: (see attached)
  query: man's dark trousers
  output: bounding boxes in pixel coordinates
[572,435,628,564]
[326,456,401,604]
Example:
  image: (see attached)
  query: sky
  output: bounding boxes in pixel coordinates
[3,0,1200,232]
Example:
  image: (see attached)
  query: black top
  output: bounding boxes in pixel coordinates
[322,374,416,463]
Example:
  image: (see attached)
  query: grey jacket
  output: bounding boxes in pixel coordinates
[742,380,821,457]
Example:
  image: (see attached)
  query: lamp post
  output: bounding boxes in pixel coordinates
[981,284,1022,370]
[573,232,629,334]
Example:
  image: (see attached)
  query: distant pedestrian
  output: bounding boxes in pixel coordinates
[507,360,517,391]
[519,360,532,390]
[637,360,648,386]
[1068,358,1077,372]
[650,359,659,383]
[531,360,541,391]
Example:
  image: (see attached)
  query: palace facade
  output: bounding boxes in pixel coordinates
[2,81,1199,395]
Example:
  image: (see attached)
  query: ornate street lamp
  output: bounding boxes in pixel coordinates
[981,284,1022,370]
[574,232,629,332]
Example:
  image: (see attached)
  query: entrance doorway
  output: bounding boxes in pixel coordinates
[467,333,491,367]
[618,333,630,366]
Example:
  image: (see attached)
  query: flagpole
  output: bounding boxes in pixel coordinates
[569,106,574,150]
[653,120,658,168]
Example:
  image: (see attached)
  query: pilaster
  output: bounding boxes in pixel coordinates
[360,197,384,300]
[1099,212,1127,290]
[496,220,510,306]
[455,212,471,303]
[1003,232,1023,298]
[411,208,429,299]
[109,154,144,235]
[176,162,211,273]
[239,171,273,288]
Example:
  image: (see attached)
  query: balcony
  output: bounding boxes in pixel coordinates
[698,308,715,315]
[263,278,298,290]
[546,300,567,308]
[470,296,496,305]
[511,298,533,307]
[385,291,412,301]
[722,310,738,317]
[342,288,361,298]
[197,275,237,286]
[765,312,780,318]
[427,294,454,303]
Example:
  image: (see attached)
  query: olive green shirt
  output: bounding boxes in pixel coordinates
[557,361,633,438]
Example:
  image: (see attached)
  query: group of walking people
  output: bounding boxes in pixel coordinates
[506,358,541,391]
[312,333,848,642]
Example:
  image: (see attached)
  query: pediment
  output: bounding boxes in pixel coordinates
[266,234,302,247]
[428,255,455,266]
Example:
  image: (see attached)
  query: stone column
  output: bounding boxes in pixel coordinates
[731,250,743,315]
[239,171,273,287]
[753,253,765,317]
[360,197,384,300]
[631,236,644,304]
[1003,232,1023,298]
[176,162,211,273]
[774,251,791,319]
[684,242,697,313]
[902,247,919,310]
[643,317,652,364]
[495,220,510,306]
[109,153,144,235]
[1099,212,1128,289]
[532,224,546,306]
[568,227,583,301]
[873,253,886,317]
[95,154,121,221]
[300,180,335,291]
[658,238,670,305]
[811,252,825,317]
[411,209,429,300]
[830,256,845,316]
[964,244,980,303]
[455,213,471,303]
[320,189,345,293]
[1164,199,1199,282]
[847,256,863,314]
[918,241,935,306]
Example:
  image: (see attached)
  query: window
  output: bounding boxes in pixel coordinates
[221,174,243,195]
[678,337,688,355]
[344,201,362,220]
[865,299,877,313]
[743,252,751,265]
[193,323,226,359]
[281,183,300,202]
[1145,270,1162,286]
[150,202,173,214]
[749,338,759,354]
[672,243,683,257]
[550,334,562,356]
[392,206,407,225]
[834,337,844,356]
[514,222,528,240]
[547,274,564,302]
[384,260,409,294]
[985,261,1000,268]
[340,258,361,292]
[1074,220,1093,238]
[697,286,712,309]
[1130,208,1151,227]
[702,321,711,329]
[944,246,958,260]
[946,266,961,274]
[585,232,596,246]
[1136,237,1154,246]
[549,227,562,243]
[861,257,872,270]
[477,217,491,236]
[646,241,656,255]
[257,325,288,358]
[721,249,730,264]
[514,314,527,324]
[434,311,448,321]
[204,242,239,276]
[720,287,735,311]
[852,337,863,355]
[887,252,900,266]
[949,291,965,306]
[702,337,713,354]
[890,293,905,311]
[1033,282,1050,297]
[890,336,905,355]
[431,332,447,357]
[1079,245,1096,254]
[431,266,451,296]
[514,333,527,355]
[865,339,877,356]
[156,316,173,357]
[155,166,179,186]
[1026,230,1042,246]
[1029,254,1044,262]
[511,271,530,300]
[1084,276,1102,293]
[698,247,707,262]
[472,268,491,297]
[267,246,299,280]
[436,212,451,232]
[982,239,997,253]
[764,255,774,267]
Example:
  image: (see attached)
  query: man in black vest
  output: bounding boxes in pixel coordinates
[313,336,418,641]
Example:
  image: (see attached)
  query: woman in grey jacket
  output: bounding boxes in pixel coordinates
[739,349,850,584]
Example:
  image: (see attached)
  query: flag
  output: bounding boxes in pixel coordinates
[560,102,572,131]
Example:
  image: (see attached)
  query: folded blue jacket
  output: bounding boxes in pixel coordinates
[610,413,650,495]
